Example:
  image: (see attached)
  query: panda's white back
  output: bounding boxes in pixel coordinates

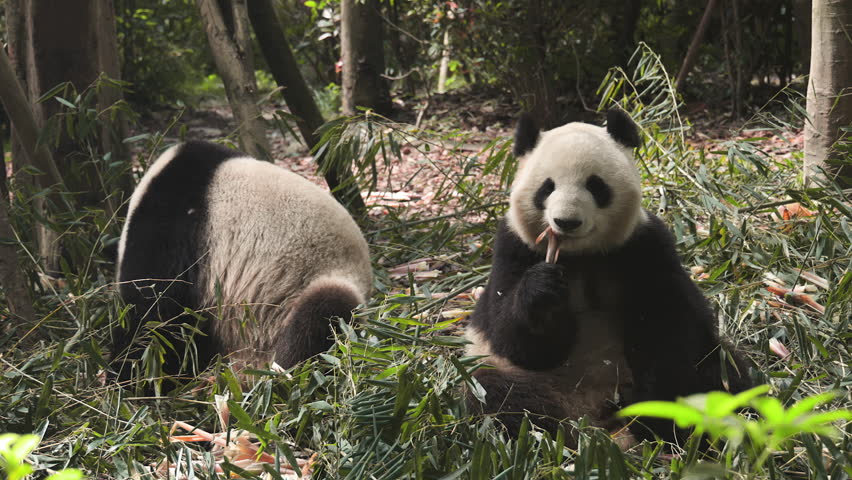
[201,157,372,355]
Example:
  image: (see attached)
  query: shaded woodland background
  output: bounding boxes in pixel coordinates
[0,0,850,478]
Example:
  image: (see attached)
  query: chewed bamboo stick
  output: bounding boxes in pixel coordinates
[535,226,560,264]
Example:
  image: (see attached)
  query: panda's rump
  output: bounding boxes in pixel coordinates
[201,158,372,353]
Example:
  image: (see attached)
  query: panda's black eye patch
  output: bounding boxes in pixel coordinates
[586,175,612,208]
[533,178,555,210]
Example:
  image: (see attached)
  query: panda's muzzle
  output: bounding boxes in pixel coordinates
[554,217,583,232]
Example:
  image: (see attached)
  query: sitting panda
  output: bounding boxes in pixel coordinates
[114,141,372,386]
[465,108,752,444]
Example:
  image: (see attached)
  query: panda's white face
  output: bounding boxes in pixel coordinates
[508,122,646,254]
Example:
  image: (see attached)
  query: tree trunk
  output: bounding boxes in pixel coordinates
[248,2,326,148]
[0,48,65,194]
[5,0,26,85]
[1,21,70,273]
[731,0,744,118]
[215,0,236,37]
[518,0,558,128]
[247,0,366,214]
[804,0,852,186]
[197,0,271,160]
[387,0,416,96]
[95,0,132,216]
[783,0,794,84]
[793,0,812,73]
[340,0,391,116]
[0,116,7,201]
[0,47,52,323]
[675,0,719,92]
[230,0,255,76]
[6,0,27,180]
[437,30,451,94]
[11,0,128,271]
[0,196,36,325]
[616,0,643,67]
[95,0,123,115]
[24,0,101,193]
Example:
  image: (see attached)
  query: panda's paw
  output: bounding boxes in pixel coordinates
[517,262,570,312]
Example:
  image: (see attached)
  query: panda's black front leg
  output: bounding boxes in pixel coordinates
[496,262,577,370]
[515,262,571,330]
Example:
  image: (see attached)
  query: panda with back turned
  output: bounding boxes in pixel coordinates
[465,108,752,444]
[114,141,372,385]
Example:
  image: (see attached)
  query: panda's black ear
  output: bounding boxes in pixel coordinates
[514,113,540,157]
[606,107,641,148]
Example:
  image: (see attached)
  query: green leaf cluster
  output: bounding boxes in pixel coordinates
[621,385,852,474]
[0,434,83,480]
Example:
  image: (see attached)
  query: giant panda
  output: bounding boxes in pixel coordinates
[464,108,752,445]
[114,141,372,386]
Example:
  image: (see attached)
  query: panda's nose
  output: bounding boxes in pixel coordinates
[554,217,583,231]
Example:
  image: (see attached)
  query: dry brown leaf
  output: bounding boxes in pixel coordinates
[160,419,315,479]
[765,285,825,314]
[776,202,815,221]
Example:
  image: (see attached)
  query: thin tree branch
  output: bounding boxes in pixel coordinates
[675,0,719,92]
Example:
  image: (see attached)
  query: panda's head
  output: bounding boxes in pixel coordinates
[507,108,646,254]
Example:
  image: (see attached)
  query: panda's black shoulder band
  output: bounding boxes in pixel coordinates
[514,113,540,158]
[606,107,641,148]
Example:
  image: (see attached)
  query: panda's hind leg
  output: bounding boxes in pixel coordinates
[272,277,364,369]
[468,367,627,446]
[468,367,567,436]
